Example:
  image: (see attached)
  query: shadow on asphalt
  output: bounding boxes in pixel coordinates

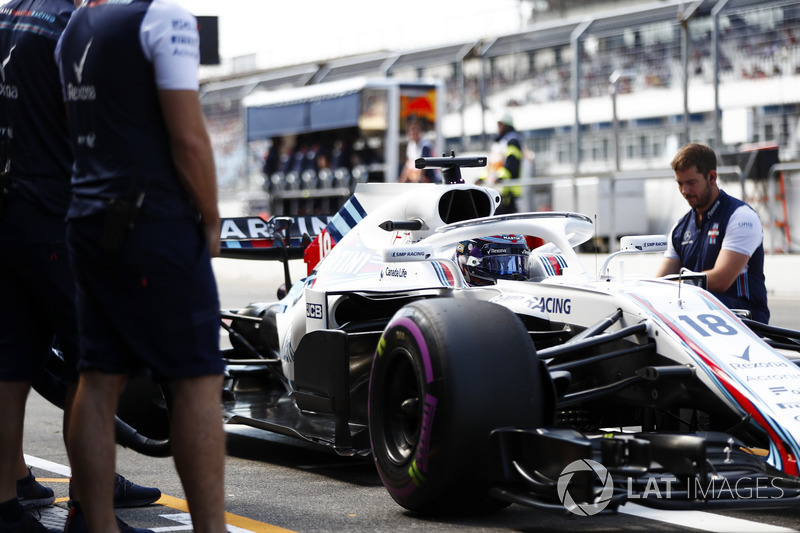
[224,427,381,487]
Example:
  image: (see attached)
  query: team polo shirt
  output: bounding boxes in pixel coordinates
[55,0,201,219]
[0,0,74,217]
[665,189,769,323]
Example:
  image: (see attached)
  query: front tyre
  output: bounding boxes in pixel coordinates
[368,298,543,515]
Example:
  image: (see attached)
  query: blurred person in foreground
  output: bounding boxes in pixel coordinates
[0,1,159,531]
[656,142,769,323]
[56,0,226,531]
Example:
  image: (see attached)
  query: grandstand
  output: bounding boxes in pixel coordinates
[201,0,800,252]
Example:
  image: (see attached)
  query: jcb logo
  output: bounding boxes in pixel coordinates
[306,303,323,319]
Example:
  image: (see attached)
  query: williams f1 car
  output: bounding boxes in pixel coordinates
[41,155,800,516]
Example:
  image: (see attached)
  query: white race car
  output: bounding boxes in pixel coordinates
[84,156,800,516]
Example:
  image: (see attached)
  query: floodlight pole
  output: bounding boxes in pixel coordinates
[610,71,622,172]
[570,19,592,177]
[712,0,732,151]
[680,1,704,143]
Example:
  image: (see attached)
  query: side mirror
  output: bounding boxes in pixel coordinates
[619,235,668,252]
[600,235,668,278]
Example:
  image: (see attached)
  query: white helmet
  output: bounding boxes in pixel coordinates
[498,111,514,128]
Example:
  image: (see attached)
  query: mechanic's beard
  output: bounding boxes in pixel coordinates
[685,182,713,211]
[696,187,713,211]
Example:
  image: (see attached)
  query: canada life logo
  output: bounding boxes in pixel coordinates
[557,459,614,516]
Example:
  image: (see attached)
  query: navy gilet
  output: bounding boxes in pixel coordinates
[670,190,769,323]
[0,0,74,216]
[57,0,194,219]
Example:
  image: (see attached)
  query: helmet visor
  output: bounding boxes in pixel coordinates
[480,254,529,279]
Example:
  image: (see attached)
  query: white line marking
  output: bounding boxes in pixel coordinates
[155,513,252,532]
[23,453,798,533]
[151,526,193,532]
[22,456,260,531]
[24,454,72,477]
[619,502,800,532]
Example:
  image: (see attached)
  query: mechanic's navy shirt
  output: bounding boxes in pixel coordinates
[0,0,74,225]
[55,0,200,219]
[668,190,769,323]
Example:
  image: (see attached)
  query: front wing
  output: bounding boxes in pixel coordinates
[488,427,800,514]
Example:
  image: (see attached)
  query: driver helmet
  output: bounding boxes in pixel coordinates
[456,234,530,286]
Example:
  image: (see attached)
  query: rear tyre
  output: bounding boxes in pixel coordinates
[368,298,543,515]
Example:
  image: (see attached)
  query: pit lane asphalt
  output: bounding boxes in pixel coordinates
[19,257,800,532]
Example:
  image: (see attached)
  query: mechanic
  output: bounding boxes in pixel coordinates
[456,235,530,286]
[655,142,769,323]
[0,1,160,532]
[490,112,523,214]
[55,0,227,531]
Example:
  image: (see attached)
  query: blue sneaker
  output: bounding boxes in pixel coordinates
[112,474,161,509]
[68,474,161,509]
[16,469,55,509]
[63,505,153,533]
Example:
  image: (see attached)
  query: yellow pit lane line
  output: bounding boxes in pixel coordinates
[156,494,295,533]
[24,455,296,533]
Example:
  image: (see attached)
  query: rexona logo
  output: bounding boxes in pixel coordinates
[0,44,18,99]
[557,459,614,516]
[67,39,96,102]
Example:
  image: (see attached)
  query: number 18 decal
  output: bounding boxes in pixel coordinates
[678,313,738,337]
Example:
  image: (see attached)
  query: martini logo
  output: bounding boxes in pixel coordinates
[708,222,720,245]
